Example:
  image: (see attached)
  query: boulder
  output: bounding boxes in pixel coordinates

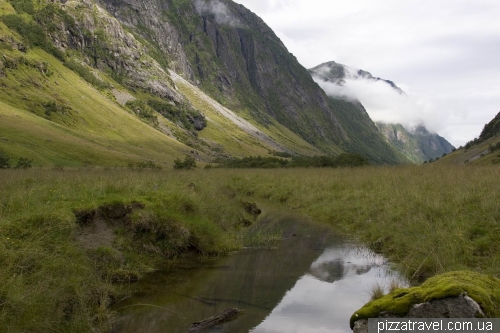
[350,271,500,331]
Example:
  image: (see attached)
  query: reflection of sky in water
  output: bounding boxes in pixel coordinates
[250,244,407,333]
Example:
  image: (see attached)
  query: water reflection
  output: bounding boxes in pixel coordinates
[112,214,406,333]
[249,245,406,333]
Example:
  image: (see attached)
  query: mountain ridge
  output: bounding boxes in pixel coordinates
[1,0,412,165]
[309,60,455,163]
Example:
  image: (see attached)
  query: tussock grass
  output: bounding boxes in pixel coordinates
[369,283,385,301]
[0,168,250,332]
[388,279,405,293]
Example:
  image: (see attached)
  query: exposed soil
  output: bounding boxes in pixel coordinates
[74,202,144,250]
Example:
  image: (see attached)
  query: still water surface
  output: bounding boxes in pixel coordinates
[112,212,406,333]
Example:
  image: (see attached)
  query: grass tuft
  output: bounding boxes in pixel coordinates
[369,283,385,301]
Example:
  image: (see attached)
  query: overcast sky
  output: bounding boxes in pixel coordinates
[232,0,500,147]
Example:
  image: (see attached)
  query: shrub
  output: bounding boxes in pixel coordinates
[127,161,162,170]
[9,0,35,15]
[0,150,10,169]
[173,155,196,170]
[125,100,158,126]
[489,141,500,153]
[15,157,34,169]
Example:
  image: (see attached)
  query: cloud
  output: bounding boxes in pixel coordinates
[231,0,296,14]
[193,0,241,27]
[313,75,447,134]
[233,0,500,146]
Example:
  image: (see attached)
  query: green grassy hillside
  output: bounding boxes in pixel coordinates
[0,47,191,166]
[437,135,500,165]
[0,0,322,167]
[436,112,500,165]
[0,0,415,166]
[0,0,339,167]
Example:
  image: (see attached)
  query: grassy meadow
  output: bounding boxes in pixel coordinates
[1,164,500,331]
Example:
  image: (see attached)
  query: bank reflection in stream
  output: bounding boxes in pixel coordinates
[249,245,406,333]
[112,213,406,333]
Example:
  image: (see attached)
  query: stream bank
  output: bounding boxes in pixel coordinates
[111,211,407,333]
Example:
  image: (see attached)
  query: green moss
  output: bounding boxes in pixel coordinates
[350,271,500,328]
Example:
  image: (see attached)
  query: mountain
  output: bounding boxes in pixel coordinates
[0,0,409,166]
[376,123,455,163]
[309,61,404,94]
[437,111,500,165]
[309,61,455,163]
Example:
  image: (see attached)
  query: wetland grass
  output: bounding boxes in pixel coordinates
[1,164,499,331]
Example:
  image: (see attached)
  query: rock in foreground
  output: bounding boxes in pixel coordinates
[351,271,500,331]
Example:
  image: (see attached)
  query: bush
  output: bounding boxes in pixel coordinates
[489,141,500,153]
[173,155,196,170]
[9,0,35,15]
[15,157,34,169]
[0,150,10,169]
[127,161,162,170]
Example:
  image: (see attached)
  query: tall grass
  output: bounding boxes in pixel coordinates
[0,168,248,332]
[220,164,500,280]
[1,164,499,331]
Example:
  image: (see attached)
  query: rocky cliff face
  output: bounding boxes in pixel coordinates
[45,0,182,102]
[376,123,454,163]
[93,0,350,152]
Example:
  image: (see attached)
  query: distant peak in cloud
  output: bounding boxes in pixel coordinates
[309,60,450,135]
[309,61,405,94]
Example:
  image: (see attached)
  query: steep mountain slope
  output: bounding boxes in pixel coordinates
[96,0,348,154]
[309,61,455,163]
[327,98,409,164]
[0,0,411,166]
[0,0,322,165]
[437,112,500,165]
[376,123,455,163]
[306,62,409,164]
[0,46,190,166]
[475,111,500,143]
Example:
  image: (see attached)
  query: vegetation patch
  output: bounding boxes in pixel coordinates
[0,149,33,169]
[1,164,500,331]
[214,153,370,168]
[0,169,263,332]
[350,271,500,328]
[127,160,163,170]
[174,154,197,170]
[1,12,65,61]
[63,60,110,90]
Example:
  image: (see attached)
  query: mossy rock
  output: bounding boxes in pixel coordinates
[350,271,500,328]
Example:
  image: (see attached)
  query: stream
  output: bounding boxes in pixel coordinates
[111,211,407,333]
